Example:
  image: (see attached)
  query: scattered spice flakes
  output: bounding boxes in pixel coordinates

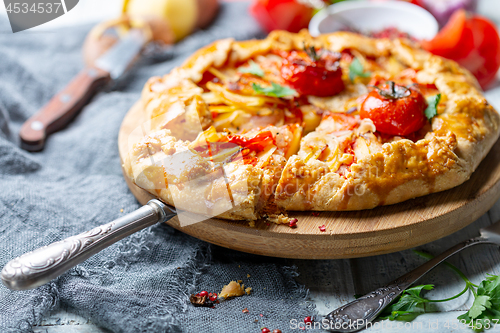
[189,294,218,308]
[190,290,219,307]
[242,308,249,313]
[208,292,218,301]
[319,225,326,232]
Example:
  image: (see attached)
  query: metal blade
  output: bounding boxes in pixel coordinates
[94,28,146,80]
[480,219,500,245]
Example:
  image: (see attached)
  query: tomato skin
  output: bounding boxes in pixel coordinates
[250,0,313,33]
[280,50,345,97]
[360,84,427,136]
[421,9,500,89]
[463,16,500,88]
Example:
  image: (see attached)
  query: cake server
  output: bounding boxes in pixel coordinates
[1,199,176,290]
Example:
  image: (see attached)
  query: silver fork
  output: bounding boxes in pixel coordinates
[323,219,500,332]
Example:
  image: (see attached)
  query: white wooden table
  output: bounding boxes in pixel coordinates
[15,0,500,331]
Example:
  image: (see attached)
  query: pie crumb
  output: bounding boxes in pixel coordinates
[245,287,252,295]
[267,214,291,225]
[219,281,247,298]
[247,274,251,278]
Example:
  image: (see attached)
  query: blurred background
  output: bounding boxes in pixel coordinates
[1,0,499,90]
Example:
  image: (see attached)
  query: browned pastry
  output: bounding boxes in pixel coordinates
[123,30,500,222]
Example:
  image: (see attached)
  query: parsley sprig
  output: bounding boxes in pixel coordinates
[377,250,500,332]
[425,94,441,121]
[237,60,265,77]
[252,82,297,98]
[458,274,500,331]
[349,58,371,82]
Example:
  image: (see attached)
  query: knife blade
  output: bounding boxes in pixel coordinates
[19,28,148,152]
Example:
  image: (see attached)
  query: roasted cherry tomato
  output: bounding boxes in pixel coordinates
[421,9,500,89]
[360,82,427,136]
[280,48,345,97]
[250,0,313,33]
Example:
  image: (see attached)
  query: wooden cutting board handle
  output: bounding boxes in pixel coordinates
[19,67,111,152]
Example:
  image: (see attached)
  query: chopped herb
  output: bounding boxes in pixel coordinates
[252,82,297,98]
[349,58,371,82]
[237,60,264,77]
[376,250,500,332]
[425,94,441,121]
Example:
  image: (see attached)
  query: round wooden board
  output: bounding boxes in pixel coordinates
[119,101,500,259]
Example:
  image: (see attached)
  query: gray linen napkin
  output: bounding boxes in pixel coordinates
[0,2,316,332]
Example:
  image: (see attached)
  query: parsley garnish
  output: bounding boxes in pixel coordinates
[377,250,500,332]
[458,274,500,331]
[252,82,297,98]
[349,58,371,82]
[237,60,264,77]
[425,94,441,121]
[379,284,434,321]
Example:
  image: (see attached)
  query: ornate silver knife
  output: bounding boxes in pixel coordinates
[1,199,176,290]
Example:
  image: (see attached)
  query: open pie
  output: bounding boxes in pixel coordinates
[123,30,500,224]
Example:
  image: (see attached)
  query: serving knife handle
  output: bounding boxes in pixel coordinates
[1,199,175,291]
[19,66,111,152]
[324,236,494,332]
